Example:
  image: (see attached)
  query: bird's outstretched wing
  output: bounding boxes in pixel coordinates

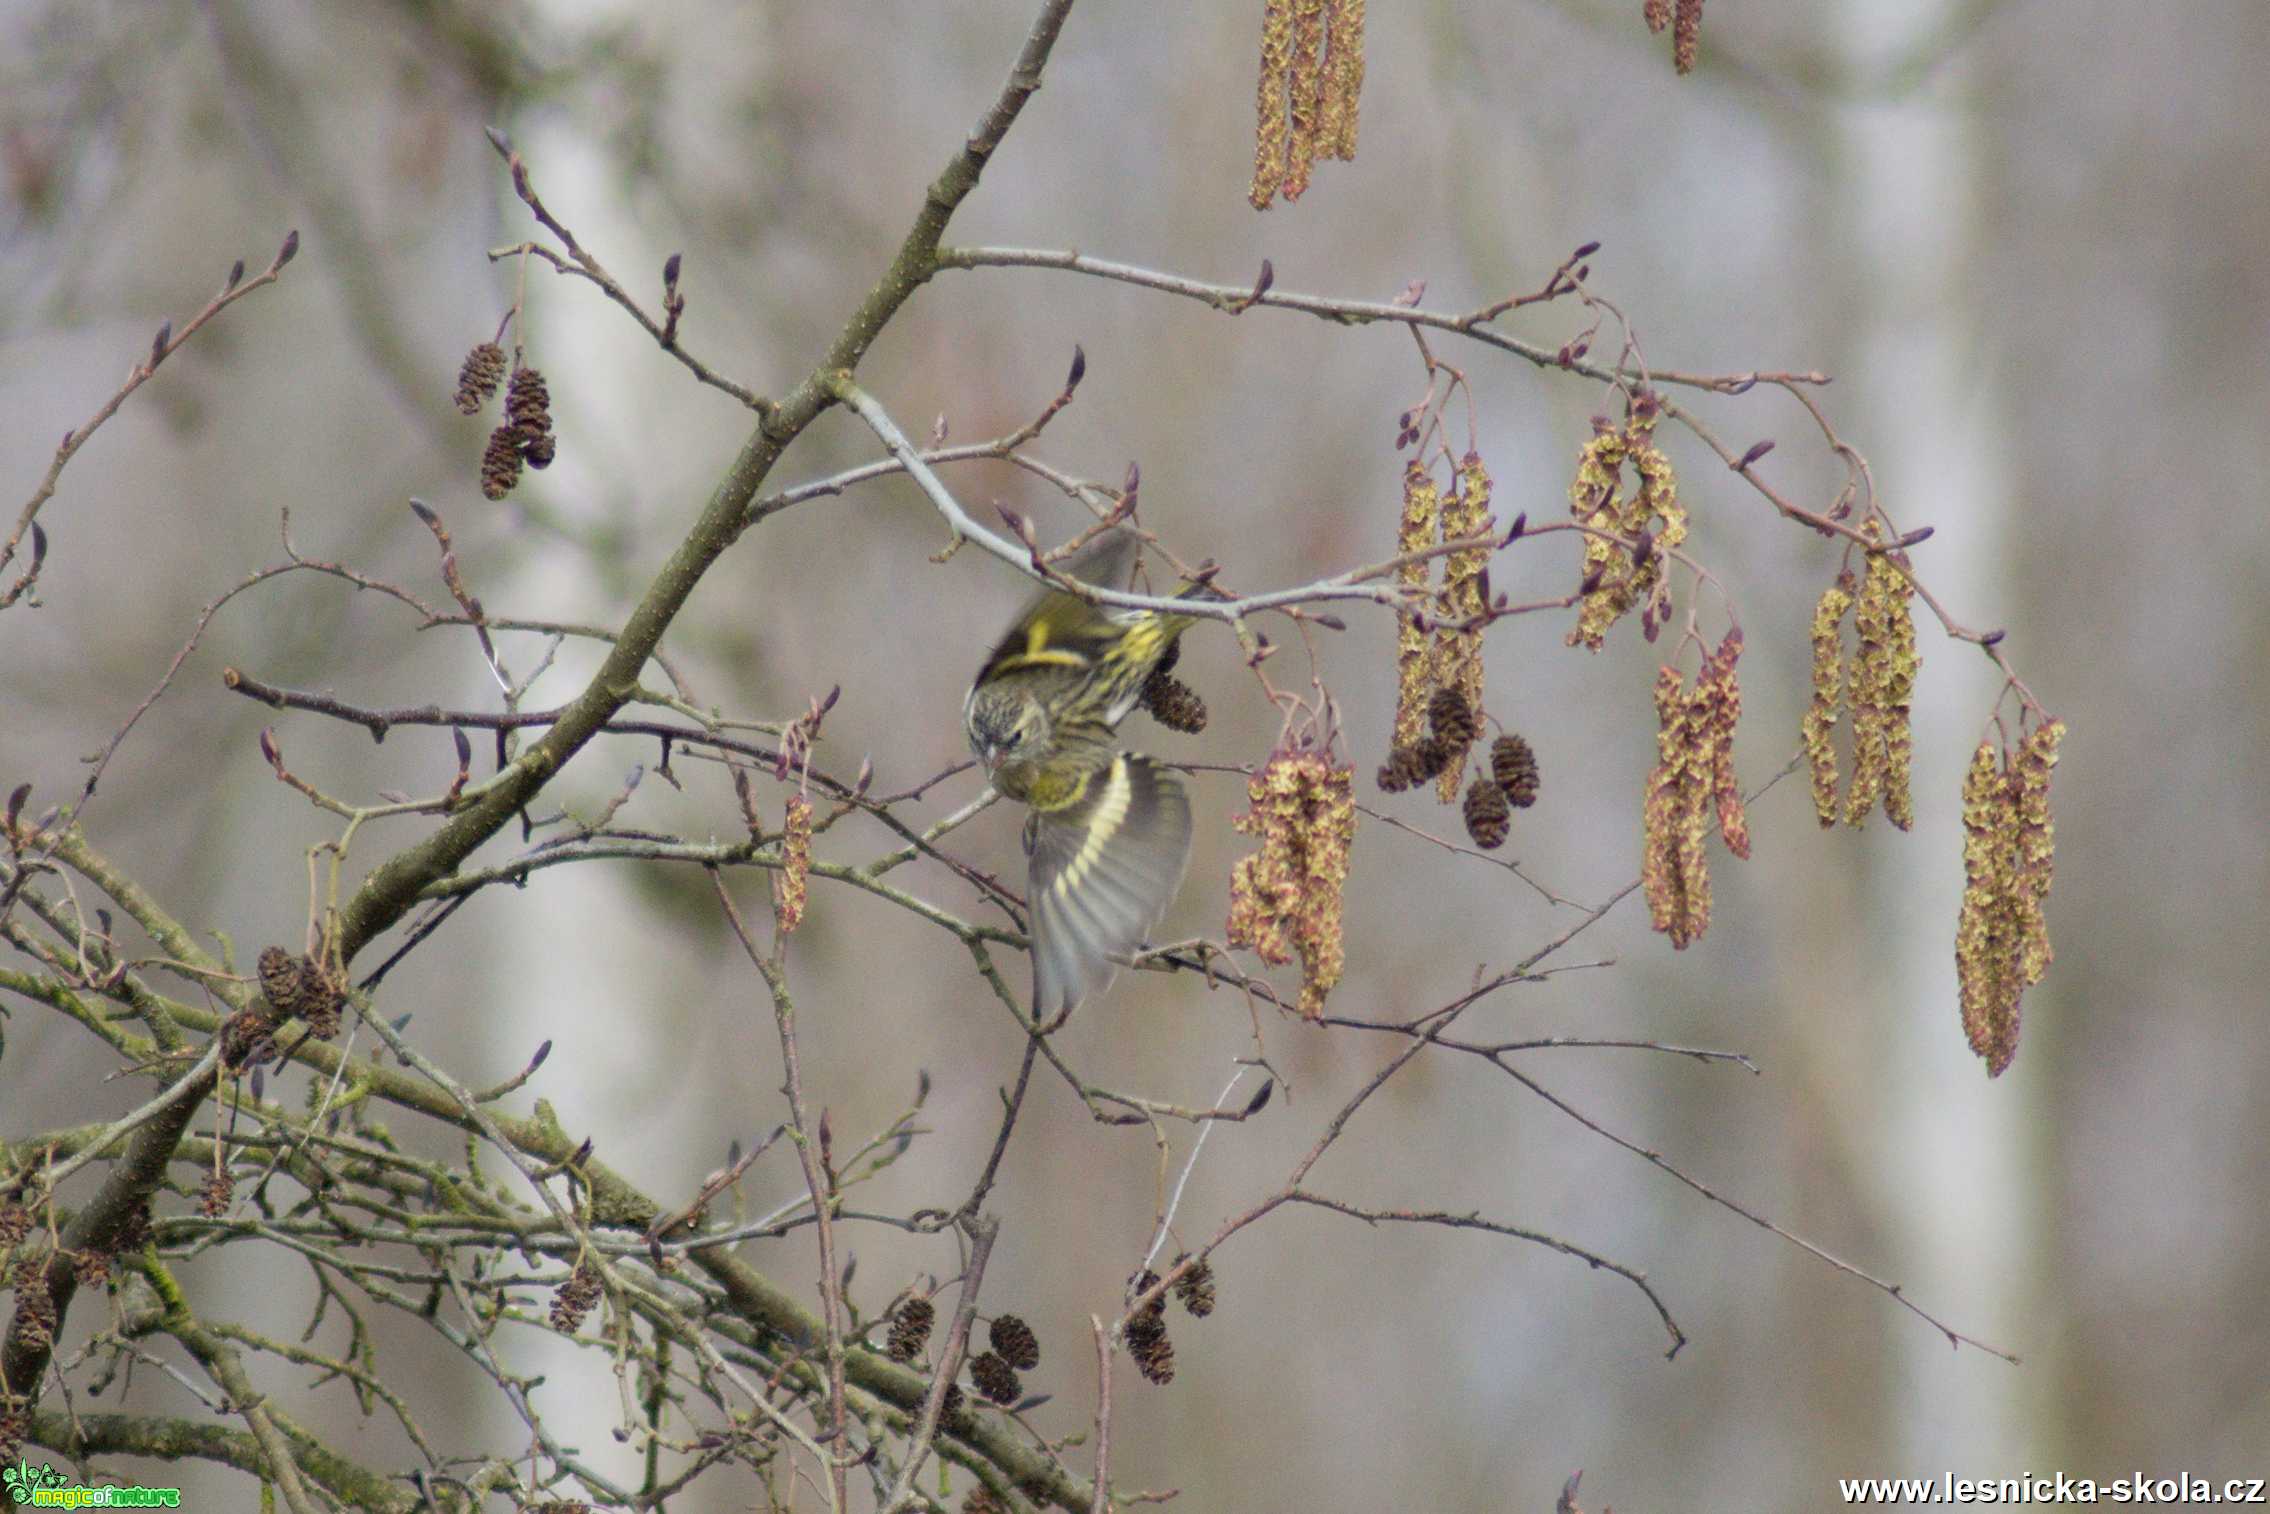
[1024,751,1192,1016]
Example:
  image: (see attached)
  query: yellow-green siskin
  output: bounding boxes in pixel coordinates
[964,535,1201,1015]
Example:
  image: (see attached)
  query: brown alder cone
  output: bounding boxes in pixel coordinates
[969,1351,1021,1405]
[1462,777,1510,849]
[888,1297,935,1362]
[1376,738,1449,793]
[480,424,524,500]
[1490,734,1539,808]
[454,341,506,414]
[1141,670,1208,733]
[989,1313,1041,1371]
[1173,1255,1218,1317]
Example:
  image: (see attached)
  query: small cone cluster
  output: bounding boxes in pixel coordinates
[1226,750,1355,1017]
[227,946,346,1066]
[1566,403,1685,652]
[1375,737,1447,793]
[1640,630,1747,949]
[456,341,558,500]
[1123,1260,1216,1386]
[1124,1270,1174,1384]
[1456,718,1543,852]
[1956,719,2063,1077]
[1379,686,1476,794]
[967,1312,1041,1406]
[1801,530,1920,830]
[1251,0,1366,208]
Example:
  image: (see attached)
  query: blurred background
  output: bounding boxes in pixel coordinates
[4,0,2266,1508]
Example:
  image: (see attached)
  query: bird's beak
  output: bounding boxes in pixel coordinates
[977,742,1001,774]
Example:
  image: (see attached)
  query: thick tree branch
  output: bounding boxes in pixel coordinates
[333,0,1079,966]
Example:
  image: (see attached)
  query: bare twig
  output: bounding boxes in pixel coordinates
[713,872,851,1513]
[2,229,300,606]
[879,1215,1001,1513]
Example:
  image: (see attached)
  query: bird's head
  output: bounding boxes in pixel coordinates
[965,679,1053,785]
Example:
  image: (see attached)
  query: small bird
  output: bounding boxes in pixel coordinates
[964,534,1201,1016]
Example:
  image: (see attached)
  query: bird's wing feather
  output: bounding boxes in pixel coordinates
[1025,753,1192,1016]
[969,533,1141,689]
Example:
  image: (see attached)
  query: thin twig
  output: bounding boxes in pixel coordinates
[2,229,301,606]
[713,871,850,1513]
